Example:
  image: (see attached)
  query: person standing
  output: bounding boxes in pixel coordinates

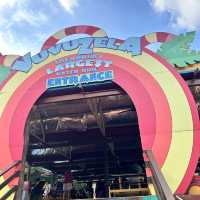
[31,181,45,200]
[22,181,30,200]
[43,182,51,199]
[63,170,73,200]
[92,182,96,199]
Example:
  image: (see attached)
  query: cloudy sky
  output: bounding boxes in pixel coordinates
[0,0,200,55]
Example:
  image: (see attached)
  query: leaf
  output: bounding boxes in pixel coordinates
[157,32,200,67]
[0,66,11,84]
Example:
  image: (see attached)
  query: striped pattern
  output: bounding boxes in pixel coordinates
[0,25,107,68]
[0,55,21,68]
[42,28,176,51]
[141,32,176,49]
[0,29,175,68]
[41,25,107,50]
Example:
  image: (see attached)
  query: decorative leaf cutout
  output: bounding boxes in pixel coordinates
[0,66,11,84]
[157,32,200,67]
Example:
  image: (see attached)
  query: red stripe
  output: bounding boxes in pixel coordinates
[75,25,88,33]
[42,37,59,50]
[65,25,100,36]
[141,32,175,49]
[75,25,99,35]
[115,39,124,44]
[156,32,175,43]
[42,26,102,50]
[0,55,6,65]
[141,36,149,49]
[64,26,77,35]
[83,26,100,35]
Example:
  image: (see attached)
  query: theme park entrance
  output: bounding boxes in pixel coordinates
[25,81,148,199]
[0,25,200,200]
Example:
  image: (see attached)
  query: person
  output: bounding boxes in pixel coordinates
[96,181,107,198]
[63,170,73,200]
[49,183,57,199]
[43,182,51,199]
[22,181,30,200]
[92,182,96,199]
[31,180,45,200]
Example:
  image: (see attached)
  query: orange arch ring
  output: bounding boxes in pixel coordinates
[0,26,199,198]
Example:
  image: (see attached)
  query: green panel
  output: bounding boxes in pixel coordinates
[157,31,200,67]
[143,196,158,200]
[0,66,11,84]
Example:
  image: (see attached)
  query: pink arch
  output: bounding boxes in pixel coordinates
[0,53,173,188]
[0,51,197,193]
[4,54,172,168]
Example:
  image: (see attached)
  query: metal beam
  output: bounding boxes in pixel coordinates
[29,137,140,149]
[29,124,139,145]
[187,79,200,86]
[37,89,124,104]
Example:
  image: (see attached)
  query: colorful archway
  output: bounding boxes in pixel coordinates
[0,26,199,198]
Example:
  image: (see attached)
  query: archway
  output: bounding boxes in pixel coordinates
[0,26,199,198]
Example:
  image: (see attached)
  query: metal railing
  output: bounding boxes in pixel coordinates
[144,150,176,200]
[0,160,21,200]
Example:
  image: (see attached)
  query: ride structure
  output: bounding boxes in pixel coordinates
[0,25,200,200]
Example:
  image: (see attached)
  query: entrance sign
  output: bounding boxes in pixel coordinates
[47,70,113,88]
[11,36,141,73]
[0,25,199,199]
[46,54,114,88]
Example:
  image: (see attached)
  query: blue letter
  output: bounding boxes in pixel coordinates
[107,38,118,50]
[78,38,93,54]
[47,79,55,88]
[118,37,141,56]
[94,37,108,48]
[105,70,113,80]
[89,73,97,82]
[62,39,79,51]
[69,76,78,85]
[32,50,49,64]
[48,43,62,55]
[79,74,90,83]
[97,72,105,80]
[12,52,32,72]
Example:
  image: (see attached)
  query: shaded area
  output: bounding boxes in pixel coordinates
[25,82,148,198]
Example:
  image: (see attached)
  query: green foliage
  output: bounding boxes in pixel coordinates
[0,66,10,84]
[157,32,200,67]
[73,181,91,198]
[29,167,53,184]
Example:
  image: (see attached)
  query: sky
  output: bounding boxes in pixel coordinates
[0,0,200,55]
